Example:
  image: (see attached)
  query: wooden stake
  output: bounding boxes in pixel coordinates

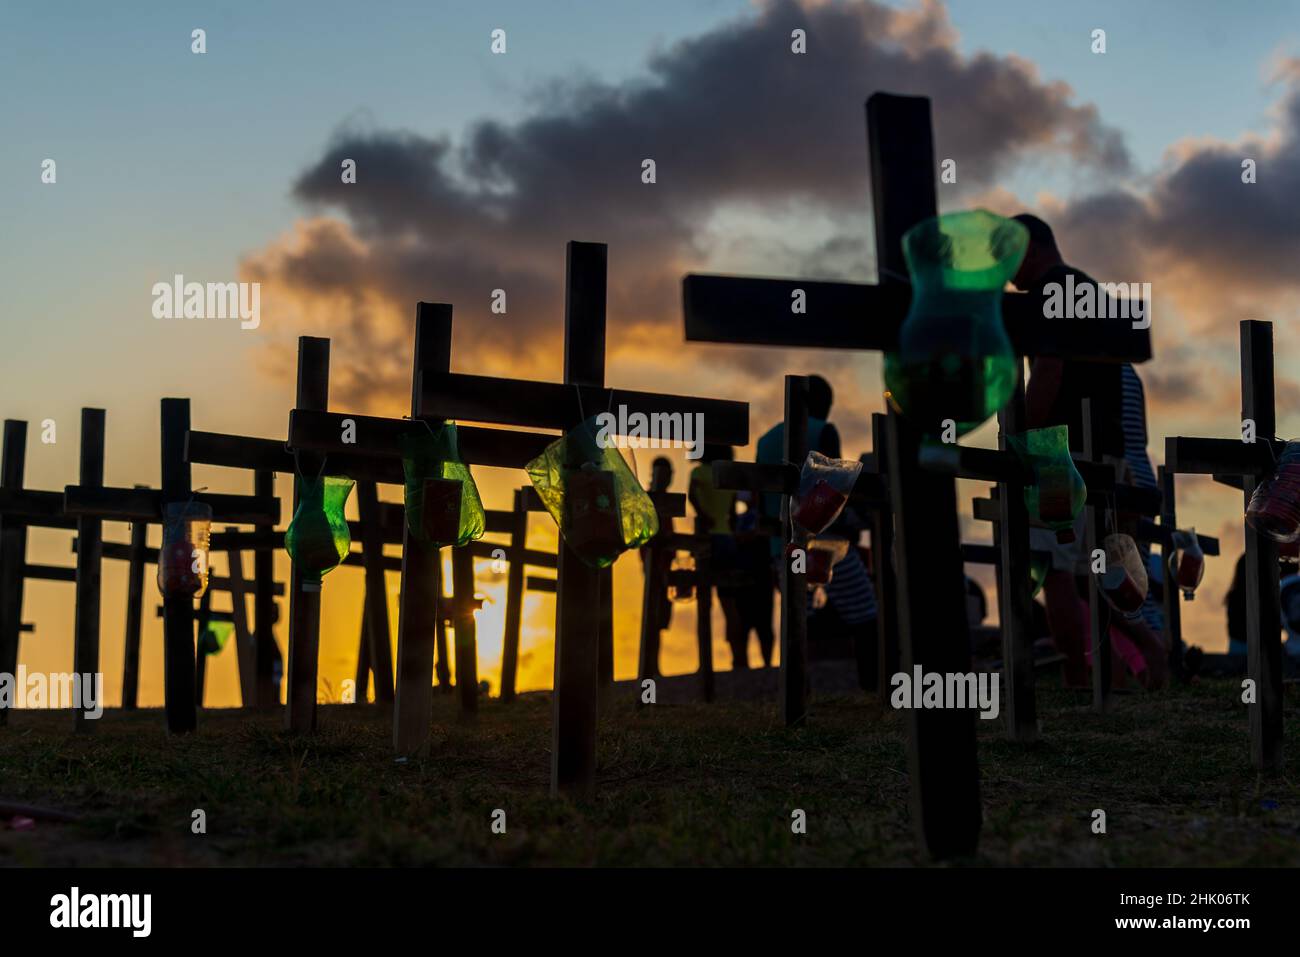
[161,398,197,734]
[72,408,105,731]
[285,337,330,733]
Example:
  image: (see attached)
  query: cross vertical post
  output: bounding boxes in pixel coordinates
[393,303,453,755]
[355,479,395,705]
[552,240,607,799]
[121,487,149,709]
[870,92,981,859]
[72,408,106,730]
[869,413,898,697]
[223,530,257,704]
[253,469,279,709]
[1081,399,1113,713]
[450,543,479,717]
[0,420,28,726]
[997,369,1037,740]
[1157,465,1184,678]
[779,375,809,726]
[161,398,197,733]
[285,338,330,733]
[1241,320,1283,770]
[694,516,715,702]
[500,488,528,702]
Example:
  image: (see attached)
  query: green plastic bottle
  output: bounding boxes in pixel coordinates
[1010,425,1088,543]
[884,210,1027,436]
[285,475,354,584]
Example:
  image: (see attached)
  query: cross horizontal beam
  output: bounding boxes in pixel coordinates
[23,563,76,583]
[1166,437,1277,476]
[63,486,280,525]
[0,488,72,524]
[286,410,555,471]
[187,430,405,485]
[419,372,750,446]
[683,275,1151,363]
[1134,518,1220,555]
[526,575,557,594]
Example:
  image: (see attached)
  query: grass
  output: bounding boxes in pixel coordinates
[0,677,1298,866]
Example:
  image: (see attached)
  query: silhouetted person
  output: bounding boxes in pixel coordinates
[640,456,675,653]
[1016,214,1132,687]
[755,375,876,670]
[689,444,749,668]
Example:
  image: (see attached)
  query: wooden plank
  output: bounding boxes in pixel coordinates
[285,337,330,734]
[870,414,899,699]
[287,410,554,472]
[394,303,452,756]
[694,519,714,703]
[451,545,479,718]
[1157,466,1185,680]
[780,375,809,727]
[598,566,615,703]
[160,398,197,734]
[420,373,750,447]
[1082,399,1112,713]
[1165,436,1276,475]
[996,371,1037,742]
[1241,320,1283,771]
[552,240,605,800]
[22,563,76,582]
[499,490,528,702]
[224,534,257,706]
[525,575,557,594]
[253,470,279,710]
[355,480,395,705]
[73,409,105,732]
[0,487,68,520]
[682,275,1151,362]
[0,421,28,725]
[155,606,237,623]
[870,91,980,860]
[464,540,556,568]
[64,486,280,525]
[120,489,148,709]
[187,429,406,485]
[712,460,797,495]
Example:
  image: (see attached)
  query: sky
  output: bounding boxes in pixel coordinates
[3,0,1300,707]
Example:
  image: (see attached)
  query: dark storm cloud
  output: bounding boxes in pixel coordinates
[244,0,1133,413]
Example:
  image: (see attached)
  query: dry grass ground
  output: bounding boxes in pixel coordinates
[0,677,1297,866]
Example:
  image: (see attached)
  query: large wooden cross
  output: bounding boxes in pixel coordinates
[0,418,83,725]
[680,92,1150,858]
[62,398,280,733]
[412,241,748,797]
[1166,319,1286,770]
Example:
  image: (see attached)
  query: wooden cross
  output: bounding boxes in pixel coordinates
[62,397,280,733]
[0,418,80,725]
[284,308,558,747]
[680,92,1150,858]
[1166,319,1286,770]
[184,336,443,727]
[0,412,110,729]
[75,522,286,706]
[412,241,747,797]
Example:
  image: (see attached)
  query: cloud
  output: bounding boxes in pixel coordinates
[240,0,1131,422]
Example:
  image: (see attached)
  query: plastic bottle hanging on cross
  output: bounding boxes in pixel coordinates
[1168,529,1205,600]
[157,501,212,599]
[883,209,1028,436]
[285,475,354,587]
[1007,425,1087,543]
[1246,441,1300,543]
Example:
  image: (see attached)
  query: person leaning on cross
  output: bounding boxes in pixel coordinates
[1014,213,1166,689]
